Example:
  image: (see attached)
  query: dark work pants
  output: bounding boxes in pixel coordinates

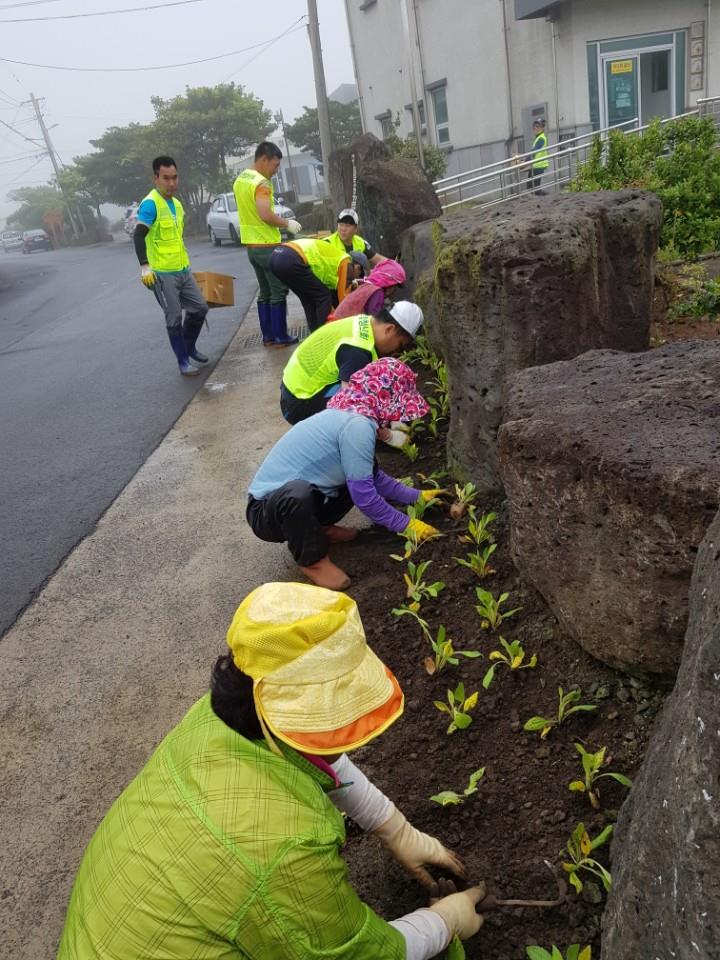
[270,246,333,332]
[152,270,208,334]
[280,383,334,425]
[246,480,353,566]
[526,169,544,192]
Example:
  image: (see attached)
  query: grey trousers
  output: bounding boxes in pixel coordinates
[152,270,208,333]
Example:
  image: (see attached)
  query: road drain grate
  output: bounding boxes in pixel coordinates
[239,325,308,349]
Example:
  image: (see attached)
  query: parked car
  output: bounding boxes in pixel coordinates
[2,230,23,253]
[206,192,295,246]
[22,229,52,254]
[124,204,138,236]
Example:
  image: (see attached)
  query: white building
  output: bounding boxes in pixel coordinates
[343,0,716,177]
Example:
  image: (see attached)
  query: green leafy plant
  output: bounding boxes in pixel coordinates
[391,604,432,638]
[449,482,479,520]
[669,275,720,321]
[455,542,497,579]
[569,744,632,809]
[401,334,442,371]
[430,767,485,806]
[433,681,479,734]
[562,822,613,895]
[460,510,497,548]
[474,587,521,631]
[401,559,445,607]
[482,637,538,688]
[423,624,482,675]
[402,440,420,462]
[524,687,597,739]
[527,946,591,960]
[390,526,424,562]
[417,469,449,488]
[429,361,449,417]
[426,396,446,438]
[406,496,439,521]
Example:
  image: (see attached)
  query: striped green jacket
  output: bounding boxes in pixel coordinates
[58,694,405,959]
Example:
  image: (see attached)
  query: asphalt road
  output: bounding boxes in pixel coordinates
[0,236,257,637]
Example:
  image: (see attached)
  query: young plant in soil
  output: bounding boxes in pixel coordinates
[430,766,485,806]
[406,497,440,522]
[482,637,538,689]
[475,587,521,631]
[460,509,497,548]
[527,946,591,960]
[417,469,449,488]
[434,681,479,734]
[423,624,482,675]
[562,822,613,895]
[401,440,420,462]
[392,605,432,638]
[429,362,450,417]
[449,482,479,520]
[455,542,497,579]
[400,559,445,609]
[568,743,632,809]
[524,687,597,739]
[426,396,446,439]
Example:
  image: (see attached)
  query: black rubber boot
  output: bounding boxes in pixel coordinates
[183,313,208,363]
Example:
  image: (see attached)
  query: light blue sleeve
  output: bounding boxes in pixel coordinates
[136,198,157,227]
[337,416,377,481]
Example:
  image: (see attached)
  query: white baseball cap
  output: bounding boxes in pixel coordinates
[388,300,424,338]
[338,208,359,225]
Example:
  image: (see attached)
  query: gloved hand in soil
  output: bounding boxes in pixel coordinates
[428,878,486,941]
[418,488,450,502]
[372,805,466,888]
[405,517,441,544]
[378,421,410,448]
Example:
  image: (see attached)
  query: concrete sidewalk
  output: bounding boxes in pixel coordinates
[0,298,312,957]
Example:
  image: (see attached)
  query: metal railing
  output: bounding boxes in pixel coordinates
[433,100,719,211]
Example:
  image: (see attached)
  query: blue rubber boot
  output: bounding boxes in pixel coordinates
[257,300,273,345]
[183,313,208,363]
[168,330,200,376]
[269,301,298,347]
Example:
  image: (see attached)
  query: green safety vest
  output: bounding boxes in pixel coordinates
[324,231,367,256]
[532,131,549,170]
[142,188,189,272]
[58,695,404,960]
[234,168,281,245]
[288,237,350,289]
[283,314,378,399]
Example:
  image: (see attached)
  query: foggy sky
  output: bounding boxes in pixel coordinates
[0,0,353,221]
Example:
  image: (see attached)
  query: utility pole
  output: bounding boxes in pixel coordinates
[400,0,425,170]
[27,92,80,240]
[306,0,332,198]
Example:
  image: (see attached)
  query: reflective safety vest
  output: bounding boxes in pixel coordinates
[324,231,367,257]
[283,314,377,399]
[286,237,350,289]
[234,168,281,245]
[142,188,189,272]
[532,131,549,171]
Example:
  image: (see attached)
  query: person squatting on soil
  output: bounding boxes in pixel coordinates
[234,141,303,347]
[280,301,424,426]
[331,258,407,321]
[133,155,210,377]
[247,358,441,590]
[269,235,366,333]
[323,206,388,267]
[57,584,486,960]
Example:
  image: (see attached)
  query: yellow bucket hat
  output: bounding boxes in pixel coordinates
[226,583,404,755]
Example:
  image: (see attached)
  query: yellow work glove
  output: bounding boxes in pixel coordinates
[372,806,465,889]
[140,265,156,288]
[419,488,450,502]
[405,517,440,543]
[428,881,486,941]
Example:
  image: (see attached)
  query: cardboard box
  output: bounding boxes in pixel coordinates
[193,271,235,308]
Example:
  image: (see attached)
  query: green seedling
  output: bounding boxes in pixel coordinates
[524,687,597,739]
[406,496,439,521]
[460,510,497,548]
[475,587,521,631]
[426,397,446,438]
[430,767,485,806]
[449,482,478,520]
[527,946,591,960]
[433,681,479,734]
[424,624,482,675]
[482,637,538,689]
[430,361,450,416]
[562,822,613,895]
[455,543,497,579]
[569,744,632,809]
[417,469,449,488]
[391,605,432,640]
[402,559,445,607]
[402,334,441,370]
[390,527,421,562]
[402,440,420,462]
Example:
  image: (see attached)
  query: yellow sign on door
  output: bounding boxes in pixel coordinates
[611,60,634,75]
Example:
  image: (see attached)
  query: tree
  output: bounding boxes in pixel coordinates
[285,100,362,157]
[384,133,447,181]
[6,185,66,232]
[73,123,155,208]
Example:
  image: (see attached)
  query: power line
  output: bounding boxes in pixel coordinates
[0,17,307,71]
[0,150,44,164]
[0,0,208,24]
[0,113,42,145]
[220,21,307,83]
[2,153,48,188]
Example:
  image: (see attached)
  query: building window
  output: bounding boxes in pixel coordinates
[376,111,394,140]
[404,100,427,135]
[651,50,669,92]
[430,84,450,145]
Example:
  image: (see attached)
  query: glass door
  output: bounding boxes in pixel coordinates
[604,57,639,127]
[640,50,672,123]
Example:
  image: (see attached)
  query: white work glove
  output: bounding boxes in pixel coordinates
[285,218,302,235]
[140,264,156,288]
[372,805,466,889]
[428,880,486,941]
[380,421,410,448]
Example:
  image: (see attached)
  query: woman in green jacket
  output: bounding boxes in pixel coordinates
[58,583,485,959]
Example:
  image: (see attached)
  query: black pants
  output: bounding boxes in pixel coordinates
[280,383,334,425]
[246,480,353,565]
[527,169,544,192]
[270,246,333,332]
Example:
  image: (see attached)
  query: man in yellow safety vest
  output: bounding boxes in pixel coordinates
[234,142,303,347]
[528,118,549,195]
[324,208,387,266]
[133,155,209,377]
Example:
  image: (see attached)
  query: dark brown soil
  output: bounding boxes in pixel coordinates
[329,430,668,960]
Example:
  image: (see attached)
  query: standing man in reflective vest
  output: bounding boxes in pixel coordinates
[133,155,208,377]
[528,118,549,195]
[234,142,303,347]
[324,208,387,266]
